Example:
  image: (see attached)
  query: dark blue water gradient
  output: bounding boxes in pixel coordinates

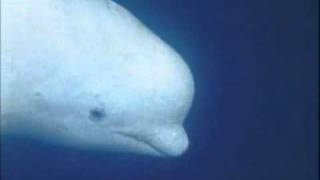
[1,0,318,179]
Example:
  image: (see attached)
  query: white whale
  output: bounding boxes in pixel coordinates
[1,0,194,157]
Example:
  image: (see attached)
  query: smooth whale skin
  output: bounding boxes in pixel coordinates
[1,0,194,157]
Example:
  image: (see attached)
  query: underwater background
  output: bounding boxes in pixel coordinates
[1,0,318,179]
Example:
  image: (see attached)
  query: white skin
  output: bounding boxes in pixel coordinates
[1,0,194,156]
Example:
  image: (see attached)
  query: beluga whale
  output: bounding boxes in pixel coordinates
[1,0,195,157]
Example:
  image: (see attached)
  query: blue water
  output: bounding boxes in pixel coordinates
[1,0,318,179]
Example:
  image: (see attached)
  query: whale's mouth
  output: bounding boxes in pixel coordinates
[113,125,189,157]
[115,132,169,156]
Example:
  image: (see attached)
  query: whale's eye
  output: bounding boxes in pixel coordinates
[89,108,106,122]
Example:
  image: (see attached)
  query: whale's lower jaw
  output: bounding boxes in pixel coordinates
[111,125,189,157]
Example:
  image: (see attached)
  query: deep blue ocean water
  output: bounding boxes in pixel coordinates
[1,0,318,179]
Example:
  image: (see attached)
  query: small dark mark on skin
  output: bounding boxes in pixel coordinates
[89,107,107,122]
[34,92,42,97]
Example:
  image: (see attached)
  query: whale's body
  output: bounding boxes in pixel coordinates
[1,0,194,156]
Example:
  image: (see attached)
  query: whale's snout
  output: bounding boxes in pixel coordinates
[115,125,189,157]
[147,125,189,156]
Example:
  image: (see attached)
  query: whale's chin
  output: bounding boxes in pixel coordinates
[57,124,189,157]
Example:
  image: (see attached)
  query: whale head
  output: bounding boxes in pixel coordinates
[28,49,194,157]
[1,0,194,157]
